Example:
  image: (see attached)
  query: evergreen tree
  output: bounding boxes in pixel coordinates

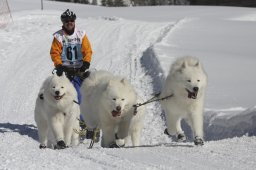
[101,0,107,6]
[150,0,158,5]
[106,0,114,6]
[114,0,126,6]
[83,0,90,4]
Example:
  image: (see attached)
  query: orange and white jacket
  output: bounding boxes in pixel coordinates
[50,28,92,68]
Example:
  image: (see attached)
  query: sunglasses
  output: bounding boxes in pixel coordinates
[64,20,75,23]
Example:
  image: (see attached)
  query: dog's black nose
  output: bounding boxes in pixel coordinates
[116,106,121,111]
[55,91,60,95]
[193,87,199,92]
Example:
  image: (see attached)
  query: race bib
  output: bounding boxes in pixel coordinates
[61,44,83,66]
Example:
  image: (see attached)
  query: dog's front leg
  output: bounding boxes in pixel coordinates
[35,110,48,148]
[115,118,132,147]
[101,123,115,148]
[116,118,131,139]
[71,118,80,146]
[130,125,142,147]
[49,113,65,143]
[64,126,72,146]
[64,115,76,146]
[36,119,48,148]
[190,111,204,145]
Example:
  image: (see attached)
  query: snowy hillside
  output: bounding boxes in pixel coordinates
[0,0,256,169]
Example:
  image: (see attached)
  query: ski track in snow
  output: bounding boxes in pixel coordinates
[1,8,256,169]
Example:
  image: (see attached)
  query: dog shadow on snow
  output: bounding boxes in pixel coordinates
[0,122,38,141]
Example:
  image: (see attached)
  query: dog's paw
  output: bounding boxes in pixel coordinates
[39,144,47,149]
[116,139,125,147]
[115,133,125,147]
[55,140,67,149]
[115,139,125,147]
[194,136,204,146]
[177,133,186,142]
[109,142,124,148]
[164,128,171,136]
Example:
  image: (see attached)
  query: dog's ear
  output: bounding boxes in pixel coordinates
[181,61,187,69]
[194,61,201,68]
[176,61,187,73]
[106,80,114,89]
[105,79,113,91]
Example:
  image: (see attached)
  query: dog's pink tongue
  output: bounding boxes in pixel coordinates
[112,110,121,117]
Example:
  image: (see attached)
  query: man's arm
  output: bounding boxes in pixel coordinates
[81,34,93,63]
[50,37,63,67]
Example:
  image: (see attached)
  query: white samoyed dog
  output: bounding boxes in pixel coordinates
[34,73,80,149]
[160,56,208,145]
[80,70,145,148]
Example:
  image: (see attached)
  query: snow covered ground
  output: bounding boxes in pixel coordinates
[0,0,256,169]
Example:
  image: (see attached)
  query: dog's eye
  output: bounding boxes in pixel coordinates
[113,98,116,101]
[61,86,64,88]
[121,99,125,101]
[52,86,55,89]
[197,80,200,82]
[187,80,191,82]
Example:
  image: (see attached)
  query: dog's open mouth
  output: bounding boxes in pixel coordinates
[111,110,121,117]
[54,94,65,100]
[186,89,198,99]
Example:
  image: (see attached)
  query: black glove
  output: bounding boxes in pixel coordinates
[55,65,64,76]
[80,61,90,72]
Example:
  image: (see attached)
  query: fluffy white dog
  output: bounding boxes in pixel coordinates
[160,56,208,145]
[80,70,145,148]
[34,73,80,149]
